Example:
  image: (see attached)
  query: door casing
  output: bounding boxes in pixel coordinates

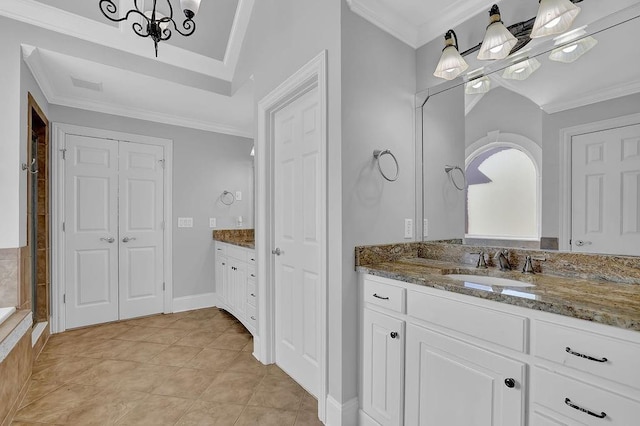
[51,123,173,333]
[256,51,328,422]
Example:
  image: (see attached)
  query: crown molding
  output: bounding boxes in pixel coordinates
[346,0,418,48]
[542,79,640,114]
[1,0,254,81]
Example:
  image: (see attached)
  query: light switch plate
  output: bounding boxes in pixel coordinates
[209,218,217,228]
[235,191,242,201]
[404,219,413,239]
[178,217,193,228]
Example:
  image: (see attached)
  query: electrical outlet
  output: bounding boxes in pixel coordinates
[209,218,217,228]
[178,217,193,228]
[235,191,242,201]
[404,219,413,239]
[424,219,429,237]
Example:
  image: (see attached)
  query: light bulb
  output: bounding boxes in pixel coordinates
[544,16,562,29]
[472,80,484,89]
[490,45,504,54]
[514,67,526,74]
[562,44,578,53]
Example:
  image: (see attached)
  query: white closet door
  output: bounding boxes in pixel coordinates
[64,135,119,329]
[274,86,322,396]
[572,124,640,256]
[118,142,165,319]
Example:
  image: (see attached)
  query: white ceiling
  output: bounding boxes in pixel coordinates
[23,46,254,137]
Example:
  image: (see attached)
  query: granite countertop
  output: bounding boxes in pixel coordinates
[358,257,640,332]
[213,229,255,250]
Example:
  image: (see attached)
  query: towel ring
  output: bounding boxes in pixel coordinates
[373,149,399,182]
[221,190,235,206]
[445,165,466,191]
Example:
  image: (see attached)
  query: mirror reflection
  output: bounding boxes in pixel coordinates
[420,1,640,256]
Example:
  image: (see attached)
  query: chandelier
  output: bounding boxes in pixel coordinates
[99,0,201,57]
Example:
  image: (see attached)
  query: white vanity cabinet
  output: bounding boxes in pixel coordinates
[359,273,640,426]
[215,241,257,335]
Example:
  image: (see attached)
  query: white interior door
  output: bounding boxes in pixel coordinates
[64,135,119,329]
[572,123,640,256]
[118,142,165,319]
[274,86,322,396]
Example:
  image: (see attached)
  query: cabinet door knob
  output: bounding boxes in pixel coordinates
[390,332,399,339]
[504,378,516,388]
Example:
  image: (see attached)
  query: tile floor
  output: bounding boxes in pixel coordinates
[12,308,323,425]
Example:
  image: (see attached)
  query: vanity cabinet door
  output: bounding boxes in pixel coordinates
[216,254,229,308]
[405,324,526,426]
[233,261,248,321]
[362,308,405,426]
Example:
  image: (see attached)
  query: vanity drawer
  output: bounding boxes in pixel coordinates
[533,366,640,426]
[533,320,640,390]
[247,251,256,264]
[363,278,406,313]
[227,245,248,262]
[407,290,527,352]
[247,266,256,280]
[215,242,227,255]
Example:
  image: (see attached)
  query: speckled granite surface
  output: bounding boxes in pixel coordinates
[213,229,255,249]
[356,242,640,331]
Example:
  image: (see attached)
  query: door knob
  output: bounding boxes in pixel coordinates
[100,237,115,243]
[504,378,516,388]
[390,332,399,339]
[122,237,137,243]
[272,248,283,256]
[574,240,592,247]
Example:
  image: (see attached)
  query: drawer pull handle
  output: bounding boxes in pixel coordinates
[373,293,389,300]
[390,332,399,339]
[564,398,607,419]
[250,293,256,297]
[504,378,516,388]
[566,347,608,363]
[251,274,255,277]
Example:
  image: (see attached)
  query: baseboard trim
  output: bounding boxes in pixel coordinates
[358,409,379,426]
[325,395,359,426]
[172,293,219,313]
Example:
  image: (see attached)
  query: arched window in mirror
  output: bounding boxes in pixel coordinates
[465,136,541,242]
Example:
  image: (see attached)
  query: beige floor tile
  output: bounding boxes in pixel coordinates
[151,368,217,399]
[113,326,156,342]
[187,348,239,373]
[149,345,203,367]
[18,380,65,409]
[79,322,134,340]
[294,410,323,426]
[186,308,222,320]
[125,314,181,328]
[208,332,252,351]
[248,385,303,411]
[31,356,98,383]
[260,374,305,393]
[106,363,180,393]
[242,339,254,352]
[113,341,169,363]
[227,352,269,376]
[299,393,318,413]
[69,359,139,388]
[139,327,187,345]
[199,371,263,404]
[13,384,103,424]
[61,388,147,425]
[174,330,223,348]
[175,400,244,425]
[115,394,193,425]
[234,406,297,426]
[81,338,137,359]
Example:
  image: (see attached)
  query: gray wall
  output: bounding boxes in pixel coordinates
[341,0,417,405]
[49,105,254,298]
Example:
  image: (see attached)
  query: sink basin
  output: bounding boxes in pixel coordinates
[446,274,534,288]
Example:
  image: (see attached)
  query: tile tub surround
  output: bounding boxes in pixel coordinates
[355,241,640,331]
[0,310,33,426]
[213,229,255,249]
[10,308,320,426]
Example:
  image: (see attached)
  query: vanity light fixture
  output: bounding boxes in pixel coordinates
[99,0,201,57]
[502,57,541,80]
[433,30,469,81]
[549,36,597,63]
[531,0,581,39]
[465,76,491,94]
[477,5,518,60]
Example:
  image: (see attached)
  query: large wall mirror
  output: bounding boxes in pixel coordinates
[419,0,640,256]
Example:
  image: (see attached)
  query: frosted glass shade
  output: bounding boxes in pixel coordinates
[465,76,491,95]
[502,58,541,80]
[549,36,597,63]
[181,0,201,17]
[478,21,518,60]
[531,0,581,39]
[434,45,469,80]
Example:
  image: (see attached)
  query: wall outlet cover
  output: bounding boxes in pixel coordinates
[404,219,413,239]
[209,218,217,228]
[235,191,242,201]
[178,217,194,228]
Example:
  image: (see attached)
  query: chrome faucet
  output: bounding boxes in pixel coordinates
[471,251,488,268]
[495,249,511,271]
[522,255,546,274]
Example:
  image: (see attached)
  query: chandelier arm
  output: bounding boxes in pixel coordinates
[132,21,151,38]
[165,0,175,20]
[171,18,196,37]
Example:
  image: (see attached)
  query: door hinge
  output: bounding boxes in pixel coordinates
[159,159,165,169]
[62,222,65,232]
[60,148,67,160]
[63,294,66,303]
[162,282,166,291]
